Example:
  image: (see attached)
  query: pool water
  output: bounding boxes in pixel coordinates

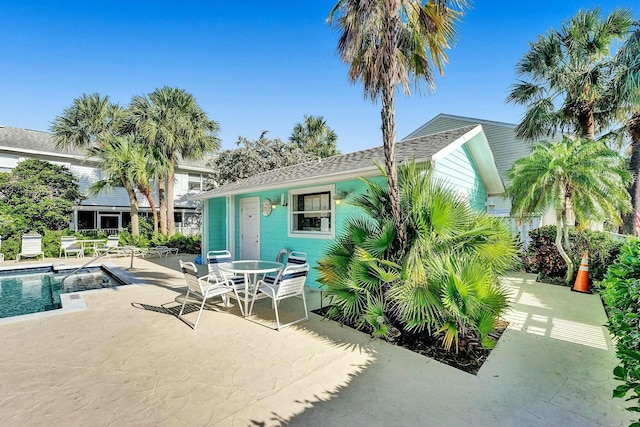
[0,267,123,319]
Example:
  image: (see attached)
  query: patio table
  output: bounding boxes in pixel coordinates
[77,239,107,256]
[218,260,283,317]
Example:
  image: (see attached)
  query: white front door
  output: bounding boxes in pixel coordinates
[240,197,260,259]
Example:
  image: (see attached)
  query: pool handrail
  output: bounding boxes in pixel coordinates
[61,252,109,284]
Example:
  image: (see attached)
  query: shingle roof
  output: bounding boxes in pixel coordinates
[0,125,210,170]
[0,126,85,157]
[195,125,479,199]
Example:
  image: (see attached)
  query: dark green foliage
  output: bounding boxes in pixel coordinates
[598,240,640,422]
[0,159,82,236]
[525,225,624,284]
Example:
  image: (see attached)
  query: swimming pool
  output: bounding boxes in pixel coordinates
[0,265,128,319]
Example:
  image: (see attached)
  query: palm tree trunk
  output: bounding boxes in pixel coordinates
[624,112,640,234]
[380,2,405,247]
[167,166,176,236]
[578,103,596,139]
[124,184,140,236]
[159,176,167,235]
[555,212,573,281]
[138,185,159,234]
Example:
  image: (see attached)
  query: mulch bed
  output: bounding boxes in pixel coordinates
[312,305,508,375]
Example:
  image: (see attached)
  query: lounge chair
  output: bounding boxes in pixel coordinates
[16,233,44,262]
[59,236,84,258]
[147,245,179,258]
[94,235,121,257]
[250,263,309,330]
[178,260,244,330]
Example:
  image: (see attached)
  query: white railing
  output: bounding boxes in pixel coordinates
[78,228,120,235]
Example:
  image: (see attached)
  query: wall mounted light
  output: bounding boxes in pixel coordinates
[271,197,278,209]
[333,190,352,205]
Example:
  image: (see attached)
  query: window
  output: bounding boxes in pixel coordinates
[188,173,202,191]
[289,185,334,238]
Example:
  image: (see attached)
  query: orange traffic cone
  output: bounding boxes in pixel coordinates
[572,252,590,294]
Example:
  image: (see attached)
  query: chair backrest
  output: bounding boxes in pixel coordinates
[287,251,307,266]
[274,263,309,299]
[106,235,120,248]
[179,260,205,294]
[21,234,42,254]
[207,250,233,279]
[275,248,289,263]
[61,236,79,250]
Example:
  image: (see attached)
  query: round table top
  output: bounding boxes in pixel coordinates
[219,260,283,274]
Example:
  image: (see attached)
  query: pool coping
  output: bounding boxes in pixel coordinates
[0,261,148,325]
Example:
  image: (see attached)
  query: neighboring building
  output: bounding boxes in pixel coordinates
[404,113,553,242]
[194,125,503,288]
[0,125,208,235]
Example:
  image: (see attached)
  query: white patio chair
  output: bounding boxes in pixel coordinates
[16,233,44,262]
[206,250,245,289]
[275,248,289,263]
[178,260,244,330]
[287,251,307,266]
[94,235,121,257]
[59,236,84,258]
[250,263,309,330]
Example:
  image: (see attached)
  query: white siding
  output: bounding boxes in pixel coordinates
[0,153,18,171]
[173,171,201,208]
[403,115,532,185]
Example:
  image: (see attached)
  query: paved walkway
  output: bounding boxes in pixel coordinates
[0,255,632,426]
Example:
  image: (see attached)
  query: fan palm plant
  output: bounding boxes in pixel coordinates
[318,161,517,351]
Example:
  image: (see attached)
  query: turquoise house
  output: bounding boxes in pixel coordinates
[193,125,504,288]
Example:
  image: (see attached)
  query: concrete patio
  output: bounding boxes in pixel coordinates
[0,255,632,426]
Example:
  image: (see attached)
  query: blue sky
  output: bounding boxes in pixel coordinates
[0,1,636,153]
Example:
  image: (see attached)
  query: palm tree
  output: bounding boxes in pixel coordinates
[127,87,220,236]
[604,23,640,233]
[508,137,632,280]
[289,115,340,157]
[86,135,146,236]
[51,93,124,148]
[506,8,633,141]
[328,0,466,246]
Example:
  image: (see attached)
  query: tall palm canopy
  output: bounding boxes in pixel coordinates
[606,22,640,232]
[506,8,634,141]
[328,0,466,245]
[508,136,631,279]
[52,93,124,148]
[126,86,220,235]
[289,115,340,158]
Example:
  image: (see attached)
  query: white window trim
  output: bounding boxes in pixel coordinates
[188,173,203,191]
[287,184,335,239]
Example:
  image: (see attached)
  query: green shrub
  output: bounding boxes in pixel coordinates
[597,239,640,422]
[525,225,624,285]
